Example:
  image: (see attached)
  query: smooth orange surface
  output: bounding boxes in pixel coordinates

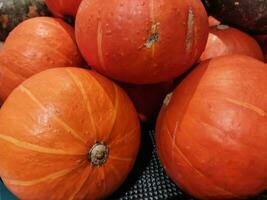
[45,0,82,18]
[0,17,83,104]
[200,25,264,62]
[0,67,141,199]
[156,55,267,199]
[75,0,208,84]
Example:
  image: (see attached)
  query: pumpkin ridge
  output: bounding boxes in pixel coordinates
[3,163,85,187]
[103,84,119,142]
[66,69,98,141]
[0,134,84,156]
[99,168,107,194]
[185,7,194,53]
[109,163,120,182]
[165,126,238,197]
[109,155,132,162]
[148,0,157,58]
[97,22,105,70]
[68,165,92,200]
[168,66,209,161]
[0,60,26,80]
[40,20,73,35]
[190,114,267,157]
[224,97,267,117]
[109,127,139,147]
[19,85,87,145]
[89,73,115,107]
[5,41,76,66]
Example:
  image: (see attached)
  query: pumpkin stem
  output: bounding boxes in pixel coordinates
[88,142,109,167]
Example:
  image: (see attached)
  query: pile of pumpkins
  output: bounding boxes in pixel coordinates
[0,0,266,199]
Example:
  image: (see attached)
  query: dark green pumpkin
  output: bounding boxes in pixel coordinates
[0,0,50,41]
[202,0,267,34]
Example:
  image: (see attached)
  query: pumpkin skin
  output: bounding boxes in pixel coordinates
[200,25,264,62]
[0,0,50,41]
[75,0,209,84]
[208,16,220,27]
[156,55,267,200]
[0,67,141,200]
[0,17,83,104]
[45,0,82,19]
[202,0,267,34]
[121,80,174,123]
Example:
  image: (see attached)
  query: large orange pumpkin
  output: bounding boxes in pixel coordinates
[0,67,140,199]
[156,55,267,199]
[75,0,208,84]
[45,0,82,19]
[0,17,83,104]
[200,25,264,62]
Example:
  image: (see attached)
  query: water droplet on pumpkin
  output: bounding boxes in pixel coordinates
[105,30,112,35]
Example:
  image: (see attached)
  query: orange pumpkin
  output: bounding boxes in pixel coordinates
[0,67,141,199]
[156,55,267,199]
[208,16,220,27]
[75,0,208,84]
[121,80,174,122]
[0,17,83,104]
[200,25,264,62]
[45,0,82,19]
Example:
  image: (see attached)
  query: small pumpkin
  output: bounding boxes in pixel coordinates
[0,0,50,41]
[200,25,264,62]
[75,0,209,84]
[121,80,174,123]
[45,0,82,20]
[156,55,267,199]
[0,17,83,104]
[0,67,141,200]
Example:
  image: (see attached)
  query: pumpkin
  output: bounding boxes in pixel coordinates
[120,80,174,123]
[156,55,267,200]
[0,0,50,41]
[199,25,264,62]
[208,16,220,27]
[0,17,83,104]
[45,0,82,20]
[75,0,209,84]
[202,0,267,34]
[0,67,141,200]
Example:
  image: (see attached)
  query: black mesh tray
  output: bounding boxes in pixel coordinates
[111,126,194,200]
